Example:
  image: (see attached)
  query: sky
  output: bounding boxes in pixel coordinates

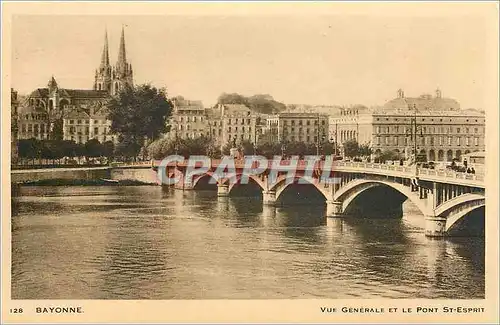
[11,12,492,109]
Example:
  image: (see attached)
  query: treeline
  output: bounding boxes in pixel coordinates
[147,136,353,160]
[17,138,115,164]
[217,93,286,114]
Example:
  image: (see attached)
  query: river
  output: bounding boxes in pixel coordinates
[11,185,484,299]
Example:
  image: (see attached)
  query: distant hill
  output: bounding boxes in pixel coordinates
[217,93,286,114]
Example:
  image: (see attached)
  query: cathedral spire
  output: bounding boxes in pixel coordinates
[100,29,110,68]
[116,26,127,71]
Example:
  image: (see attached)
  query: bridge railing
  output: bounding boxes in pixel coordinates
[152,159,484,185]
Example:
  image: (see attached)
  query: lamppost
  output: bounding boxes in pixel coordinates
[329,136,335,159]
[405,104,424,175]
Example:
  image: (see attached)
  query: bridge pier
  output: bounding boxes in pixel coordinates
[326,201,343,217]
[424,216,447,237]
[263,191,277,206]
[217,183,229,197]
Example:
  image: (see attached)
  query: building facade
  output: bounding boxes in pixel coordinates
[261,112,329,145]
[329,89,485,162]
[328,105,373,146]
[11,89,19,163]
[16,28,133,145]
[169,97,208,140]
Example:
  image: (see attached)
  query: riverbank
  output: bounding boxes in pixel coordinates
[14,179,157,186]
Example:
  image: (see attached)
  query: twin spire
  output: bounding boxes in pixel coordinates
[100,26,128,70]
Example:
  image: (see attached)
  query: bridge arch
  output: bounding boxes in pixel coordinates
[434,193,485,217]
[445,204,485,233]
[227,174,266,194]
[270,175,330,203]
[192,172,219,189]
[333,179,432,216]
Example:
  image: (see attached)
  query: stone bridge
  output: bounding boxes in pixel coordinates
[156,159,485,238]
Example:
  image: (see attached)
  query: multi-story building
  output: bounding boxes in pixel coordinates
[17,28,133,145]
[218,104,260,146]
[169,97,208,140]
[261,112,329,144]
[11,89,19,163]
[329,105,373,146]
[329,89,485,162]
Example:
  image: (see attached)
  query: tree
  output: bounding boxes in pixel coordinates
[255,142,282,159]
[41,140,65,164]
[217,93,249,106]
[85,139,103,158]
[343,139,360,158]
[18,138,42,164]
[49,119,64,140]
[102,141,115,160]
[359,143,372,157]
[240,140,255,155]
[221,140,234,156]
[217,93,286,114]
[107,83,173,159]
[378,150,401,163]
[114,134,142,161]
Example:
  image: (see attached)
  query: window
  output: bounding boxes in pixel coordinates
[457,137,461,146]
[94,127,99,135]
[466,137,470,146]
[193,116,197,122]
[457,128,460,133]
[314,136,318,142]
[28,124,33,132]
[306,128,310,134]
[394,137,398,145]
[474,128,478,133]
[465,128,469,133]
[376,126,381,134]
[306,121,310,126]
[322,120,326,125]
[247,119,250,125]
[474,138,479,146]
[438,137,442,145]
[404,138,408,145]
[70,120,74,124]
[242,126,245,133]
[291,120,295,126]
[376,137,380,145]
[85,127,89,135]
[430,137,434,145]
[77,120,81,124]
[394,126,399,133]
[448,137,452,145]
[235,127,238,132]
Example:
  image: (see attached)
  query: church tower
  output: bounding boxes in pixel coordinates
[111,26,134,95]
[94,29,112,92]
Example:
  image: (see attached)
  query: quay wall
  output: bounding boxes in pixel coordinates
[11,167,111,184]
[11,166,159,185]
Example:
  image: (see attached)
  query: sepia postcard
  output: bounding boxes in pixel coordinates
[1,1,499,324]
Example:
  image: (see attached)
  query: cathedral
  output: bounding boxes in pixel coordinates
[17,27,134,145]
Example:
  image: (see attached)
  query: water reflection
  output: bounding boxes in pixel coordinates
[11,185,485,299]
